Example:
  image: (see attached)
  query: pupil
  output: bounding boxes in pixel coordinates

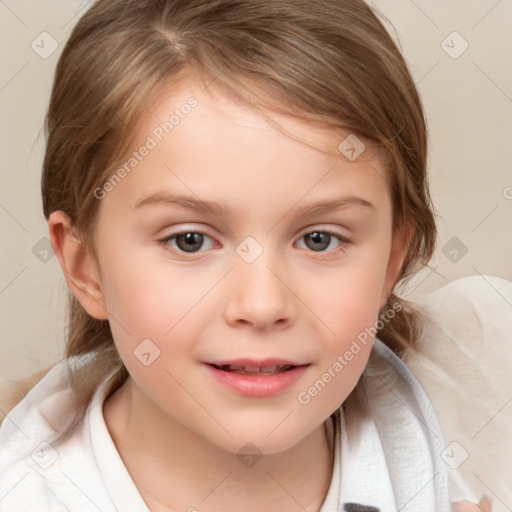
[177,233,203,252]
[306,232,330,251]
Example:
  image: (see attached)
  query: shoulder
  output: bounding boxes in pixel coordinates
[0,360,116,511]
[415,273,512,326]
[0,361,74,473]
[405,274,512,383]
[0,367,54,426]
[404,275,512,504]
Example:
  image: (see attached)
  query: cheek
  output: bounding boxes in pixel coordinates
[98,245,216,344]
[300,257,388,404]
[310,260,388,340]
[100,256,213,399]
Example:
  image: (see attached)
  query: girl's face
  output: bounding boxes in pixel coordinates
[84,74,405,454]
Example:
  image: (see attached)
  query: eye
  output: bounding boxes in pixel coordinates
[160,231,216,253]
[296,231,350,253]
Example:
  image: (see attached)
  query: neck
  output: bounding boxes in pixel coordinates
[103,376,336,512]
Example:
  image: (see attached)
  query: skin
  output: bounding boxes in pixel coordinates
[49,73,486,511]
[453,498,492,512]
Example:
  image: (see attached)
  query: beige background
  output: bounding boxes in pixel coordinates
[1,0,511,380]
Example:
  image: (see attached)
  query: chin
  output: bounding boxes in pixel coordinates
[205,417,317,457]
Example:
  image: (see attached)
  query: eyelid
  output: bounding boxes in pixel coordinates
[296,225,352,242]
[159,223,215,239]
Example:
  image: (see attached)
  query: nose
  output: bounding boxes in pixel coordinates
[223,251,296,331]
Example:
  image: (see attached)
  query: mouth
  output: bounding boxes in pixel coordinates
[208,363,298,375]
[205,358,308,374]
[203,359,310,397]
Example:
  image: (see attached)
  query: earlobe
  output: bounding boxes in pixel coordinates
[48,211,108,320]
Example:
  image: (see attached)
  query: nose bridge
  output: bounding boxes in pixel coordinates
[224,241,295,329]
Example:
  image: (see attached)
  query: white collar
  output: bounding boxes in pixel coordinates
[337,339,451,511]
[88,382,150,511]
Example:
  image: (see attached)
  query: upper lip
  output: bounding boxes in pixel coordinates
[205,358,308,368]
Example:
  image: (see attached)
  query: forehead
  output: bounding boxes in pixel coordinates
[103,73,391,216]
[141,72,384,162]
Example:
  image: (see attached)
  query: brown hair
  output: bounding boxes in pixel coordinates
[41,0,436,420]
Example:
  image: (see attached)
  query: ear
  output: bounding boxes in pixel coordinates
[379,224,410,310]
[48,211,108,320]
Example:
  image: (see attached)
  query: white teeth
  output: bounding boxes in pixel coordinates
[220,364,292,374]
[244,366,263,372]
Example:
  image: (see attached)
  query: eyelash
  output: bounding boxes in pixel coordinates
[157,228,352,257]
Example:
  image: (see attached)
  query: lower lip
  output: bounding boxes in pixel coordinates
[204,364,309,397]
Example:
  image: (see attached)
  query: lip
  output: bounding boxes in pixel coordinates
[204,361,310,398]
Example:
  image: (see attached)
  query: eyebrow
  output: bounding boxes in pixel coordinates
[135,192,235,216]
[134,192,374,217]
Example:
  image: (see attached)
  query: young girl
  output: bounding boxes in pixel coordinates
[0,0,492,510]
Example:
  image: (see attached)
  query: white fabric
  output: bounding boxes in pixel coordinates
[0,337,450,512]
[337,340,451,511]
[404,274,512,511]
[89,381,150,510]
